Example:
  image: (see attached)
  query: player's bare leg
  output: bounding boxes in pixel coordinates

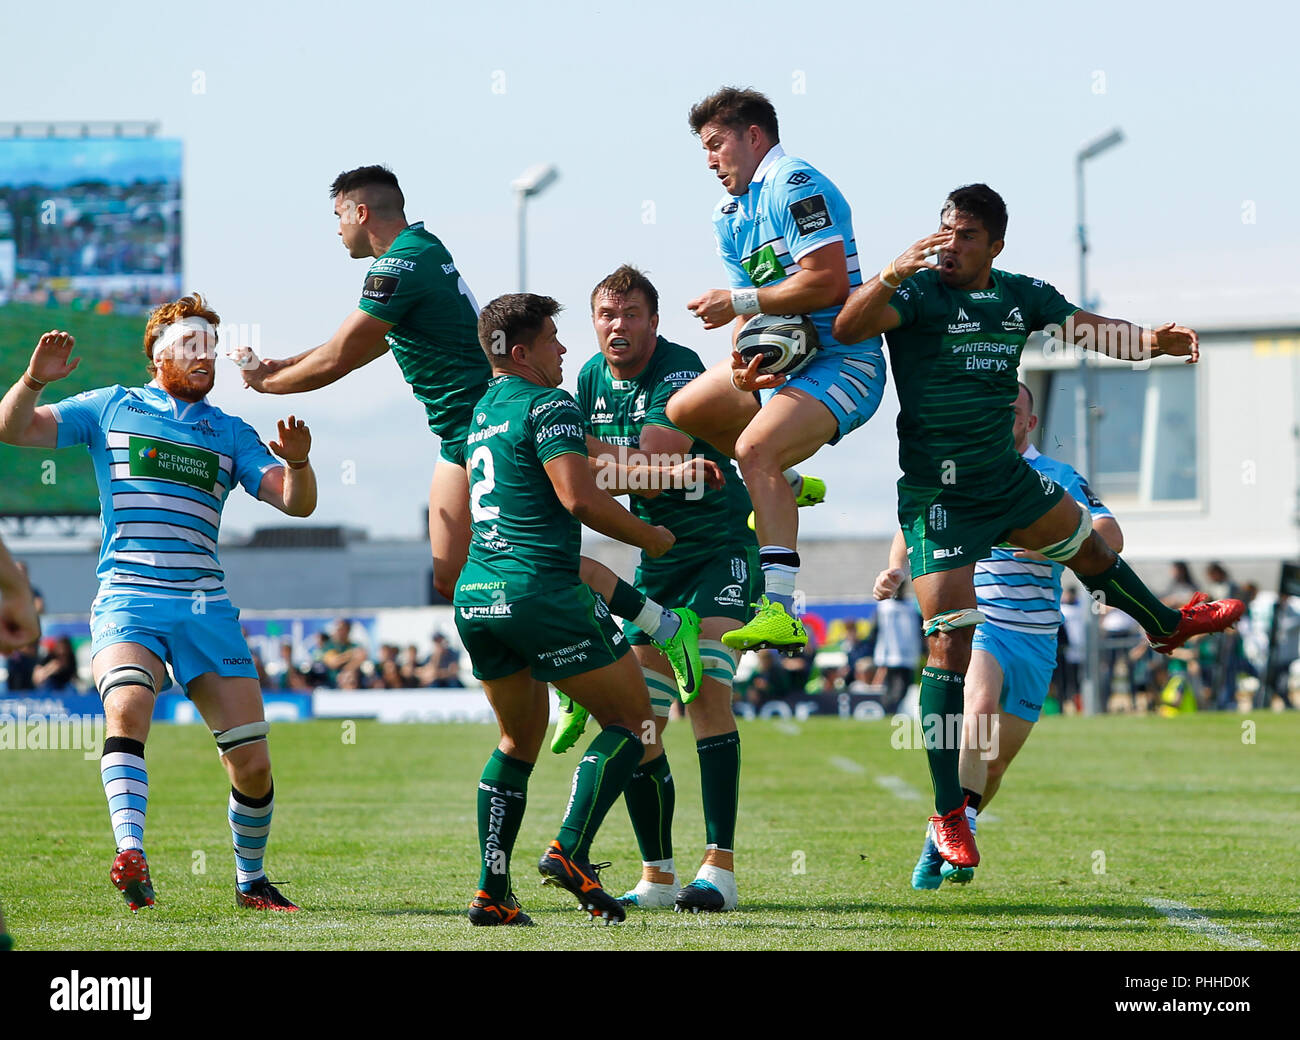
[1008,493,1242,651]
[428,460,470,602]
[664,358,758,459]
[910,567,980,868]
[958,648,1003,801]
[189,672,296,909]
[979,711,1033,809]
[92,644,165,911]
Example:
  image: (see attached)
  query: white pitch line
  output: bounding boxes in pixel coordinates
[829,755,865,774]
[773,721,801,736]
[1143,898,1265,949]
[875,775,924,801]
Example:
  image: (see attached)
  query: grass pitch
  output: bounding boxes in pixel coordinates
[3,712,1296,951]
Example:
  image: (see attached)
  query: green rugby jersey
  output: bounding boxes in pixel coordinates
[885,269,1078,486]
[455,375,588,603]
[577,337,754,571]
[356,221,491,439]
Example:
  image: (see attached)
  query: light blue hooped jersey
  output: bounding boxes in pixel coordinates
[712,144,881,359]
[51,383,280,600]
[974,444,1113,635]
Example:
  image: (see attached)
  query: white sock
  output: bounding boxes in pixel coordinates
[782,469,803,495]
[633,599,679,641]
[966,804,978,835]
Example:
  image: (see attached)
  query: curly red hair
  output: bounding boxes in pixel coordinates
[143,293,220,375]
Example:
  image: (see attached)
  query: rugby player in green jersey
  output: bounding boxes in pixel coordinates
[458,293,717,926]
[555,265,756,912]
[239,167,701,691]
[833,183,1244,870]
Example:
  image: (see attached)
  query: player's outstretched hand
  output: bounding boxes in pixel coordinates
[269,415,311,465]
[892,229,955,281]
[687,289,737,330]
[0,585,40,651]
[644,524,675,559]
[730,350,787,393]
[29,331,80,385]
[1152,322,1199,364]
[872,566,904,601]
[671,457,725,494]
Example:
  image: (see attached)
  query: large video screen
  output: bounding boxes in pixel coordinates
[0,136,182,516]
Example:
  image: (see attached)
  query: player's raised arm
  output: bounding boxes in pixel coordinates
[0,330,80,448]
[584,433,724,500]
[1062,311,1199,365]
[688,241,850,330]
[833,230,952,344]
[545,452,675,558]
[256,415,317,517]
[240,309,393,394]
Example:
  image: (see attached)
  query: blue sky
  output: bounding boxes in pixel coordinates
[3,0,1296,539]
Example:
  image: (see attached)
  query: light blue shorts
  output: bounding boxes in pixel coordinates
[90,590,259,694]
[759,338,886,444]
[971,622,1058,723]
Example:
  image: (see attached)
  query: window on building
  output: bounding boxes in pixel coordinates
[1039,364,1198,505]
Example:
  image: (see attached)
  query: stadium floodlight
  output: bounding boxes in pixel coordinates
[513,164,559,291]
[1074,127,1124,716]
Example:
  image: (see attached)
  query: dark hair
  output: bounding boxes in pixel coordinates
[329,165,405,219]
[688,86,779,143]
[477,293,563,361]
[943,183,1007,243]
[590,264,659,316]
[1017,380,1035,414]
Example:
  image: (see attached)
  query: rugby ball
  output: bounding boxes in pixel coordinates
[736,313,820,377]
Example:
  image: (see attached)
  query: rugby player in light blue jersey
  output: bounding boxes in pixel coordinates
[668,87,887,656]
[874,383,1123,888]
[0,295,318,913]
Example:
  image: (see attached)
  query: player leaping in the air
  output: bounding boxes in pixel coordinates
[0,295,317,912]
[239,165,701,695]
[833,183,1244,872]
[875,383,1123,887]
[665,86,887,657]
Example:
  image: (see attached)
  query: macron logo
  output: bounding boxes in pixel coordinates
[50,971,152,1020]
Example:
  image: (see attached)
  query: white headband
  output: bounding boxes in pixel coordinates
[151,316,217,361]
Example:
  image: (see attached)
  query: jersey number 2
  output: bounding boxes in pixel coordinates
[469,444,499,522]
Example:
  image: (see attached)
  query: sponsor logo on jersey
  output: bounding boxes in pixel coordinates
[128,435,220,493]
[1002,306,1025,332]
[716,582,745,607]
[441,262,457,275]
[631,393,647,421]
[789,194,831,236]
[662,369,699,386]
[593,396,606,411]
[969,290,998,300]
[476,412,486,423]
[372,256,417,272]
[193,418,217,437]
[362,273,400,304]
[787,171,812,186]
[730,555,748,582]
[742,244,783,287]
[721,200,738,215]
[528,398,578,419]
[1038,472,1058,496]
[467,421,510,444]
[1078,479,1105,510]
[928,503,947,532]
[536,422,585,444]
[934,546,963,559]
[222,656,252,666]
[948,306,982,334]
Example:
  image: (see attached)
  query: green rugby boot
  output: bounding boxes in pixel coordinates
[550,690,590,755]
[721,597,806,656]
[748,474,826,531]
[653,607,702,704]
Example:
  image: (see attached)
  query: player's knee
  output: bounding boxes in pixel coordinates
[987,755,1011,782]
[432,570,457,602]
[927,630,972,672]
[232,754,272,797]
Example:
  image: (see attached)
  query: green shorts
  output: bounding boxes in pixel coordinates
[454,583,628,683]
[438,433,469,467]
[625,544,760,644]
[899,454,1064,579]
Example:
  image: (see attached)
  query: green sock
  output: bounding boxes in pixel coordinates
[557,726,643,862]
[919,666,965,814]
[623,753,675,861]
[477,749,532,900]
[1079,556,1181,637]
[608,579,647,620]
[696,730,741,850]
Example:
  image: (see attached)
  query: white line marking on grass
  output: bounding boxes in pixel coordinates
[979,811,999,824]
[829,756,865,773]
[875,775,924,801]
[1143,898,1265,949]
[773,722,801,736]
